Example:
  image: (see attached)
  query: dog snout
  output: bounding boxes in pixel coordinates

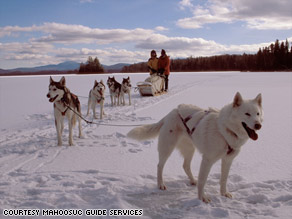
[254,123,262,130]
[47,93,50,98]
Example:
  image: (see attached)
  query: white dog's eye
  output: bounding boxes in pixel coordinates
[245,113,251,117]
[53,88,57,91]
[257,112,260,116]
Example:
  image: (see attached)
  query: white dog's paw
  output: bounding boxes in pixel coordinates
[190,179,197,186]
[199,194,211,203]
[202,195,211,203]
[221,192,233,199]
[158,183,167,190]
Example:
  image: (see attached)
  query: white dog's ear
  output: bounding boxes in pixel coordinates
[254,93,262,107]
[60,76,66,86]
[94,80,98,86]
[233,92,243,107]
[50,76,54,83]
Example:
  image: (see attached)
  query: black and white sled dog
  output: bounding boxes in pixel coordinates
[86,80,106,119]
[128,92,263,203]
[47,76,83,146]
[121,77,132,105]
[107,76,121,106]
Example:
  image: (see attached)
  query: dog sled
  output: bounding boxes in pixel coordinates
[136,74,165,96]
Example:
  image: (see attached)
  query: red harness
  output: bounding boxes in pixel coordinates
[93,89,104,103]
[54,103,69,116]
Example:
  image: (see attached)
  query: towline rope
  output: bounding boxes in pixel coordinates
[76,86,140,99]
[65,103,144,127]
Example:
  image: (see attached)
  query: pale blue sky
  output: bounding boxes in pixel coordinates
[0,0,291,69]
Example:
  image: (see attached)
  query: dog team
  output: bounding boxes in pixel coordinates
[47,76,132,146]
[47,75,263,203]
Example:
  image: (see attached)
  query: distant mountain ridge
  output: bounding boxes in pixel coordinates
[0,61,131,74]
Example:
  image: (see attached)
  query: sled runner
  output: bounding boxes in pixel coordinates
[136,74,165,96]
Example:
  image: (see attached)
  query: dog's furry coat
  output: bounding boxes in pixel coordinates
[128,92,263,203]
[107,76,121,106]
[47,76,83,146]
[121,77,132,105]
[86,80,106,119]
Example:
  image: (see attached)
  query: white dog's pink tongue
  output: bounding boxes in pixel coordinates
[243,122,258,141]
[250,131,258,141]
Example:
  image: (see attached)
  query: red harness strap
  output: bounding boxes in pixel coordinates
[94,89,104,103]
[61,107,69,116]
[179,110,210,136]
[227,145,234,155]
[179,110,234,155]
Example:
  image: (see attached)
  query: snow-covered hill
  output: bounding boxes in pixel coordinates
[0,72,291,218]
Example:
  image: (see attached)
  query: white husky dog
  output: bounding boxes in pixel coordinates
[121,77,132,105]
[86,80,106,119]
[128,92,263,203]
[47,76,83,146]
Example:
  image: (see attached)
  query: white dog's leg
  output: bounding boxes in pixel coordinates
[78,116,83,138]
[117,94,120,106]
[198,157,215,203]
[110,94,114,106]
[92,102,98,119]
[86,95,91,117]
[100,101,104,119]
[68,116,74,146]
[157,129,178,190]
[178,142,197,185]
[128,91,131,105]
[120,91,124,105]
[220,157,234,198]
[55,118,63,146]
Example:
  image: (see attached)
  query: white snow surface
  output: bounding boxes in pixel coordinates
[0,72,292,219]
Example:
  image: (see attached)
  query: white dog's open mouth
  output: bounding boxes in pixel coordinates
[242,122,258,141]
[48,95,58,102]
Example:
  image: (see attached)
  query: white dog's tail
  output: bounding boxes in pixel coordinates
[127,119,163,141]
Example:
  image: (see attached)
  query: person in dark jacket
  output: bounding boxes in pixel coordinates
[158,49,170,92]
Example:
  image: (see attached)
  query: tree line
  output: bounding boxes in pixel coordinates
[121,39,292,72]
[79,56,104,73]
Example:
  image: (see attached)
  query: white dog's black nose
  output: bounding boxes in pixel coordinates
[254,123,262,130]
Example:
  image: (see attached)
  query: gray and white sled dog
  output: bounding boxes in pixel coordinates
[121,77,132,105]
[107,76,121,106]
[47,76,83,146]
[127,92,263,203]
[86,80,106,119]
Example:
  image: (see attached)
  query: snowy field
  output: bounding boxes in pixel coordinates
[0,72,291,219]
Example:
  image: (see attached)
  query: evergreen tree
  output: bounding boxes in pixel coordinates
[79,57,104,73]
